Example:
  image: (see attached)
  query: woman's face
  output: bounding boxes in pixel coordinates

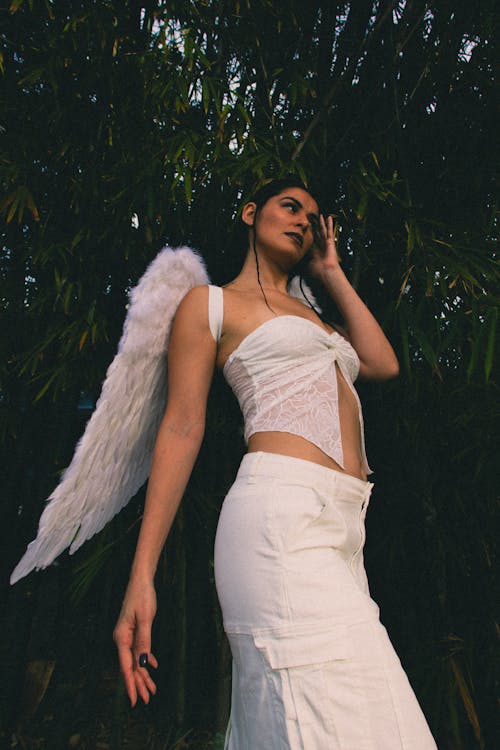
[243,187,320,268]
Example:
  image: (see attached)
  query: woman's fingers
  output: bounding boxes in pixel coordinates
[319,214,327,243]
[117,643,158,706]
[133,613,154,668]
[134,660,158,703]
[318,214,336,245]
[113,580,158,705]
[133,616,157,705]
[148,652,159,669]
[316,215,336,252]
[114,610,158,706]
[133,617,157,702]
[113,621,139,706]
[308,214,341,278]
[134,669,156,704]
[133,646,158,704]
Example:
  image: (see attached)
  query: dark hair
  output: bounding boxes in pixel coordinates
[246,176,320,314]
[248,175,310,208]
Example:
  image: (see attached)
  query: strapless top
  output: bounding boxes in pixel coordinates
[209,286,372,474]
[215,301,371,475]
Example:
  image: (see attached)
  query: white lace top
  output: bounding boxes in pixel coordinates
[208,285,372,475]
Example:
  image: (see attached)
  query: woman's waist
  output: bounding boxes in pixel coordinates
[247,431,368,482]
[242,442,373,502]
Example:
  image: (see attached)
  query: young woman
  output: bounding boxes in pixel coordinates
[113,178,437,748]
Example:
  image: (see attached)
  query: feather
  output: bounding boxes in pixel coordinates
[287,275,322,313]
[11,246,209,584]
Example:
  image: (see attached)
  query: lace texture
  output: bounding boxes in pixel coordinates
[223,316,372,475]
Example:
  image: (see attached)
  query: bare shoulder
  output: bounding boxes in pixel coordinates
[167,285,216,413]
[168,284,215,358]
[173,284,210,327]
[168,284,217,387]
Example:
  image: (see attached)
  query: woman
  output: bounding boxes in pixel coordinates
[113,178,437,748]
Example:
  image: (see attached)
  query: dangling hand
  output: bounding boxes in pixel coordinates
[113,578,159,706]
[308,214,341,280]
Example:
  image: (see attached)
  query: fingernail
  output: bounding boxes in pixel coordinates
[139,653,148,668]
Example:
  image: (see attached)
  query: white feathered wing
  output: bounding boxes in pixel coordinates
[287,275,322,313]
[11,246,209,584]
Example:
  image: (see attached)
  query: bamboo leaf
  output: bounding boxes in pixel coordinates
[371,150,380,169]
[78,330,89,351]
[405,220,415,254]
[2,185,39,223]
[9,0,27,12]
[397,265,414,305]
[295,162,308,187]
[414,325,441,377]
[24,186,40,221]
[449,656,483,745]
[356,192,368,221]
[34,369,61,402]
[63,283,73,313]
[5,193,20,223]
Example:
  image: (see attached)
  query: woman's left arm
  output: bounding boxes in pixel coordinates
[310,215,399,381]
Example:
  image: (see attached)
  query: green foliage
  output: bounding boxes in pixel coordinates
[1,1,497,747]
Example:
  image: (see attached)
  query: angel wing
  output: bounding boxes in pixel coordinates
[287,274,322,313]
[11,245,209,584]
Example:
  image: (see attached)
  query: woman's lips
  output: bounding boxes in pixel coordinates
[284,232,303,247]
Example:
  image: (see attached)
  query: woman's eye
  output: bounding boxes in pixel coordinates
[284,203,298,212]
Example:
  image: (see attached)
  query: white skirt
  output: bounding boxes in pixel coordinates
[214,452,437,750]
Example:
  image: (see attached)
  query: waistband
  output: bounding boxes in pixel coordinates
[237,451,374,504]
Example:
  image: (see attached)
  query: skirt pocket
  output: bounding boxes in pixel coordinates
[253,626,352,669]
[252,627,370,749]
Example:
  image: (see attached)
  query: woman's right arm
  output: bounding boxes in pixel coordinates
[113,285,216,706]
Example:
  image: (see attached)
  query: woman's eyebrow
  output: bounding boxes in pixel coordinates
[280,196,319,221]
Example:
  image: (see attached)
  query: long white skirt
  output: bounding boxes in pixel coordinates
[214,451,437,749]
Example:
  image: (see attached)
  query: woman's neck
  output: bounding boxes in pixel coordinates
[233,249,290,292]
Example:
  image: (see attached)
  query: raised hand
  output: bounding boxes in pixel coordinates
[308,214,341,280]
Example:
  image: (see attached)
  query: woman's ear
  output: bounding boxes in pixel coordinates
[241,201,257,227]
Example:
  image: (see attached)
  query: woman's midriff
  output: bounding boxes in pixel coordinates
[247,433,366,481]
[247,364,366,481]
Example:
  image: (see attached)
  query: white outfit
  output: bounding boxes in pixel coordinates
[209,285,371,475]
[209,286,437,749]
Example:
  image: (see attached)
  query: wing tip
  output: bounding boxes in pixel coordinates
[10,558,36,585]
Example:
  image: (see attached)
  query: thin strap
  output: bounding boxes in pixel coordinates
[208,285,223,342]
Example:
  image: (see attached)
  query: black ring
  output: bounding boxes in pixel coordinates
[139,653,148,668]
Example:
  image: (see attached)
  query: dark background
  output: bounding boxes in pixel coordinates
[1,1,498,748]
